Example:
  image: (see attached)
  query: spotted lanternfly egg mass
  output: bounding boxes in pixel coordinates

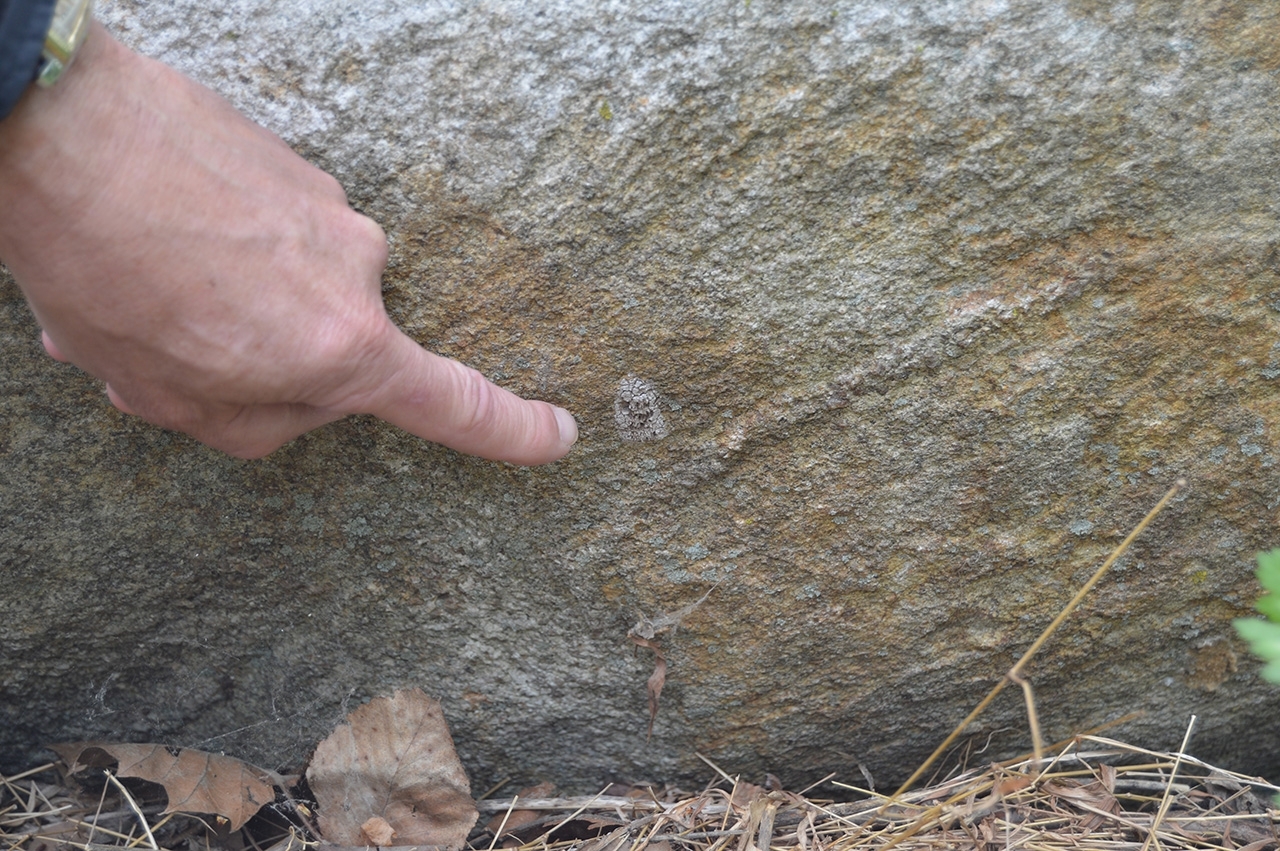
[614,376,669,442]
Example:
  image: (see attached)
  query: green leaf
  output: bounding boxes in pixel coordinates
[1257,593,1280,622]
[1262,660,1280,684]
[1234,617,1280,660]
[1235,551,1280,684]
[1234,616,1280,644]
[1255,549,1280,595]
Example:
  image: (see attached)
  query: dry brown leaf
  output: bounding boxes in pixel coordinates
[627,585,717,741]
[484,781,556,839]
[1041,778,1120,812]
[578,828,631,851]
[306,688,477,848]
[629,635,667,741]
[49,742,277,831]
[362,815,397,846]
[729,781,767,811]
[1099,762,1117,794]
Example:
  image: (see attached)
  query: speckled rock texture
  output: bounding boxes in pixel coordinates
[2,0,1279,790]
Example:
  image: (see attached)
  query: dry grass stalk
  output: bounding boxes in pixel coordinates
[2,736,1277,851]
[465,736,1276,851]
[101,773,159,851]
[891,479,1186,800]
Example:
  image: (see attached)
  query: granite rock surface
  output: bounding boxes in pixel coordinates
[2,0,1279,790]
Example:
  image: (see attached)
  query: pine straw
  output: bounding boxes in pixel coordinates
[472,736,1279,851]
[5,734,1275,851]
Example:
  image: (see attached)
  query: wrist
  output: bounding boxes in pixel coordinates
[0,16,117,134]
[36,0,94,87]
[0,17,120,153]
[0,20,139,266]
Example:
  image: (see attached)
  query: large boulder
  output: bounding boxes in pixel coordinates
[2,0,1278,790]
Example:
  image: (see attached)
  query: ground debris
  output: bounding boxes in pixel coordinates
[474,736,1279,851]
[306,688,476,848]
[5,735,1277,851]
[628,584,718,740]
[49,742,282,832]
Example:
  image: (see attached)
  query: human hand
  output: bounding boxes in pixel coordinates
[0,23,576,464]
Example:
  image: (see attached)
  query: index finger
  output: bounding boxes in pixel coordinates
[364,332,577,465]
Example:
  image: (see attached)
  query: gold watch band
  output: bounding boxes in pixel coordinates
[37,0,94,87]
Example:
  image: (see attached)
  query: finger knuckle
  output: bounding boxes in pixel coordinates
[344,210,389,268]
[318,171,349,204]
[186,421,281,459]
[451,366,500,440]
[117,392,184,429]
[318,308,394,374]
[145,408,204,438]
[126,398,276,458]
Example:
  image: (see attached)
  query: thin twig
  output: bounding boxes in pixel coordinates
[487,794,520,851]
[889,479,1185,800]
[478,778,513,802]
[102,773,158,851]
[1009,671,1043,765]
[695,754,737,787]
[1,764,58,787]
[1140,715,1197,851]
[477,797,671,815]
[543,789,610,842]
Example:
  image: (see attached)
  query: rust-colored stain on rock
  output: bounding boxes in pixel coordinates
[2,0,1279,792]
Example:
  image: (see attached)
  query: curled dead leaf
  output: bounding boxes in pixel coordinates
[578,828,631,851]
[628,585,717,740]
[629,635,667,741]
[728,781,767,811]
[49,742,278,831]
[306,688,477,849]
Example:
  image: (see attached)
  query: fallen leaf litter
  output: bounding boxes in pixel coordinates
[4,734,1279,851]
[46,742,281,832]
[305,690,476,848]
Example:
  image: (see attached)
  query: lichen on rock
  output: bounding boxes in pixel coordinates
[614,376,669,442]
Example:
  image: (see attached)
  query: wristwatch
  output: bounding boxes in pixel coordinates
[36,0,94,87]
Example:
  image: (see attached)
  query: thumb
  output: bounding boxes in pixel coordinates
[364,332,577,465]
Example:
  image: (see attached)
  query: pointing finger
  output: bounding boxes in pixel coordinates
[41,329,68,362]
[105,383,136,414]
[365,332,577,465]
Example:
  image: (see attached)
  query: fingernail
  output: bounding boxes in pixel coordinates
[553,406,578,448]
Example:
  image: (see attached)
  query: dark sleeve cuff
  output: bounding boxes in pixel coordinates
[0,0,58,120]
